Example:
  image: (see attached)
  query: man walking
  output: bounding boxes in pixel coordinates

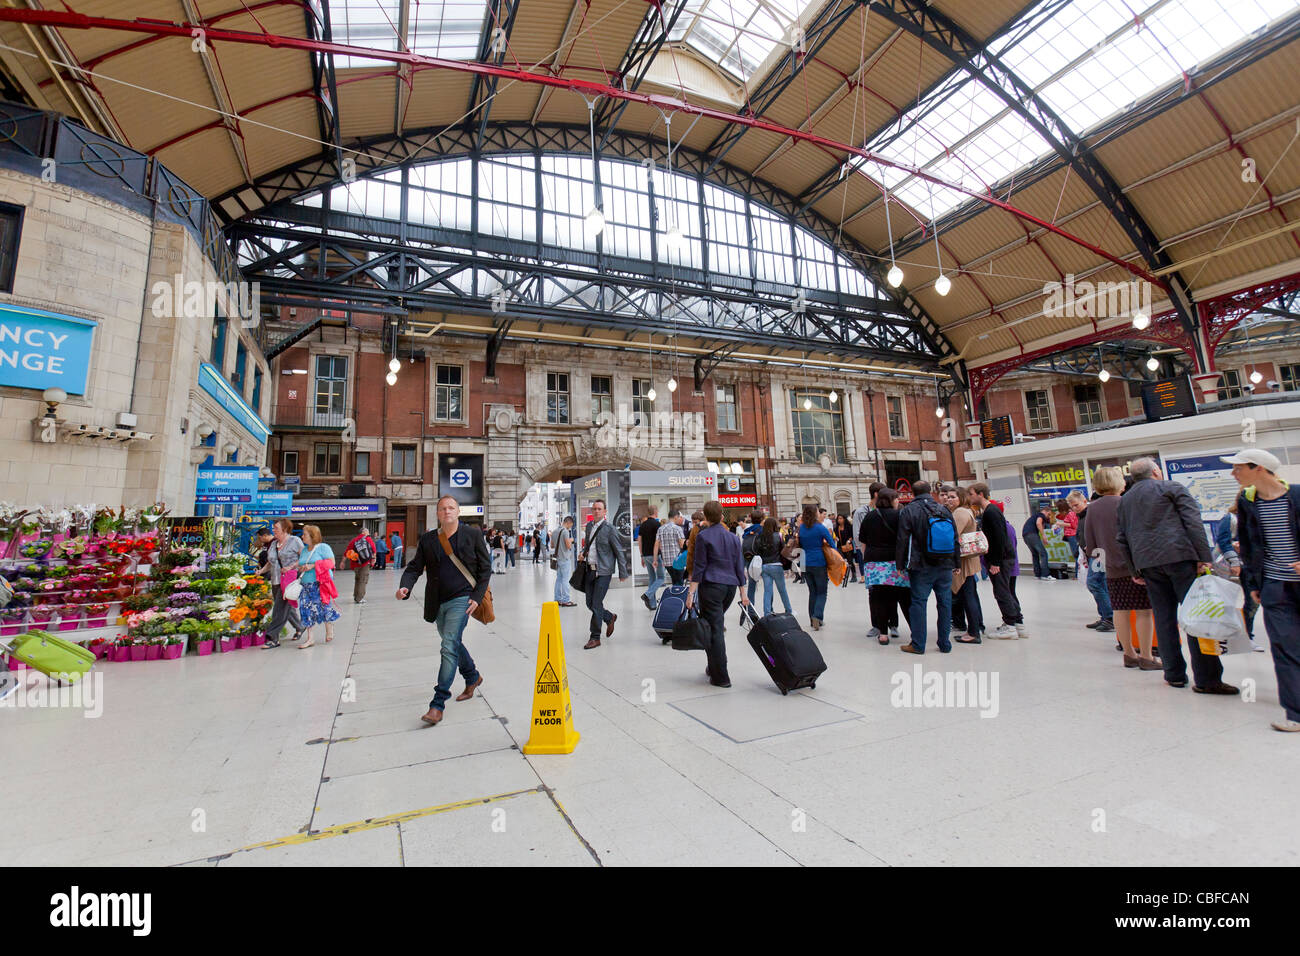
[1225,448,1300,731]
[638,506,663,610]
[968,484,1026,638]
[654,509,687,586]
[1116,457,1235,694]
[397,496,489,726]
[581,499,630,649]
[552,515,578,607]
[346,525,377,604]
[1068,490,1114,631]
[896,480,959,654]
[390,529,404,570]
[261,518,305,648]
[740,508,765,607]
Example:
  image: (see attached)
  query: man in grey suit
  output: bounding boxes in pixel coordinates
[582,498,630,649]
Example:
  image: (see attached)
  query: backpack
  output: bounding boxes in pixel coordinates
[742,525,761,561]
[354,535,374,563]
[922,502,957,560]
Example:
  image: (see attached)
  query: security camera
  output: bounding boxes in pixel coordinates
[1243,384,1255,393]
[1267,380,1280,390]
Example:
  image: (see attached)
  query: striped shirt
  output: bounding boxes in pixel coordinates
[1257,495,1300,582]
[656,520,685,564]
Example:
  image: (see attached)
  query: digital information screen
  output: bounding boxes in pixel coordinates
[980,415,1015,447]
[1141,375,1198,422]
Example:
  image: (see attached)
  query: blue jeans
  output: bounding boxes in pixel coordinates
[586,572,613,638]
[908,564,953,653]
[642,555,663,607]
[506,548,516,567]
[1023,533,1050,579]
[805,567,829,621]
[761,563,793,615]
[1260,579,1300,721]
[1086,565,1112,619]
[392,547,403,569]
[431,596,480,710]
[554,557,573,603]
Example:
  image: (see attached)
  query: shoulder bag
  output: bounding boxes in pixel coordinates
[570,526,593,593]
[438,531,495,624]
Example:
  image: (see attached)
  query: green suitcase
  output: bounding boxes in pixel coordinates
[4,629,95,683]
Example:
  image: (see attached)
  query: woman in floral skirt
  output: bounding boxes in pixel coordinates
[296,524,340,649]
[859,488,910,645]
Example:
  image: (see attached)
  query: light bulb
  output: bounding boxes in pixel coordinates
[887,264,904,287]
[1098,369,1110,383]
[935,406,944,418]
[803,397,812,410]
[668,378,677,392]
[388,358,400,373]
[934,273,951,296]
[647,387,657,401]
[385,371,397,386]
[828,390,838,404]
[1146,357,1159,372]
[1250,370,1263,384]
[665,224,684,251]
[1132,311,1150,330]
[584,206,605,236]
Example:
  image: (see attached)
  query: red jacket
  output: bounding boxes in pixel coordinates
[346,533,376,567]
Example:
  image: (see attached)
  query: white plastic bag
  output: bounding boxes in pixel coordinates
[1178,573,1247,647]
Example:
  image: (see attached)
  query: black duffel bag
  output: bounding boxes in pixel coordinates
[569,559,590,594]
[671,608,713,652]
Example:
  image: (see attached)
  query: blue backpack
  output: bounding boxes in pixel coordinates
[923,503,957,559]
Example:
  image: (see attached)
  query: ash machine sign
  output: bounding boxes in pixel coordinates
[196,466,260,504]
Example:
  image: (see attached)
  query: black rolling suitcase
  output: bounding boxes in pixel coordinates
[652,584,691,644]
[747,613,826,695]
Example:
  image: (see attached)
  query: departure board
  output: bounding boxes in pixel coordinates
[1141,375,1198,422]
[979,415,1015,447]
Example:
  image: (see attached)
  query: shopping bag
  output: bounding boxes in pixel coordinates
[1178,573,1248,653]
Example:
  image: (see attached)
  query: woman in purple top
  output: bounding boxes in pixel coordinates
[688,500,751,688]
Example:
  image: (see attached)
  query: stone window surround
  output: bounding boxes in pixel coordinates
[714,380,741,433]
[433,359,469,425]
[1022,386,1056,433]
[306,344,354,420]
[883,391,909,442]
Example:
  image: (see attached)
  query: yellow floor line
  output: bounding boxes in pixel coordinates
[217,786,544,857]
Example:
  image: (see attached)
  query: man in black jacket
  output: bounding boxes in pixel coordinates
[397,496,491,725]
[1116,457,1233,694]
[895,481,958,654]
[969,483,1026,638]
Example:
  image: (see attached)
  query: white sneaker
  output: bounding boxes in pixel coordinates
[1271,720,1300,732]
[1015,623,1029,639]
[1251,639,1266,653]
[356,599,367,605]
[888,626,900,640]
[990,624,1018,639]
[867,627,881,641]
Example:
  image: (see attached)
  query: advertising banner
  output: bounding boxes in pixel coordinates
[0,304,96,395]
[244,490,294,516]
[196,466,260,504]
[1023,460,1088,504]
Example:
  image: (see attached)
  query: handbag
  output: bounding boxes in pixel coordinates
[438,531,495,624]
[283,579,302,602]
[823,541,847,587]
[569,560,590,594]
[780,534,799,562]
[959,530,989,557]
[671,608,712,652]
[672,550,688,572]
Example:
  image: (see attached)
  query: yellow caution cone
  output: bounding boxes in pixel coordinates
[522,601,580,755]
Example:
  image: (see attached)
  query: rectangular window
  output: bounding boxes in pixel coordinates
[1025,389,1052,431]
[282,450,299,475]
[391,444,417,477]
[591,375,613,422]
[435,364,463,421]
[315,354,348,426]
[547,372,570,424]
[0,201,23,292]
[886,395,905,440]
[211,315,228,368]
[789,391,846,464]
[1073,384,1103,426]
[355,451,370,476]
[1280,364,1300,392]
[313,442,341,476]
[232,340,248,391]
[1217,369,1244,401]
[716,384,738,431]
[251,367,263,412]
[632,378,652,426]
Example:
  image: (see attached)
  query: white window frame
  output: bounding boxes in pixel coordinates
[1073,383,1104,427]
[433,362,466,424]
[1280,363,1300,392]
[632,378,652,426]
[282,450,299,475]
[1023,388,1055,432]
[885,394,908,441]
[389,442,419,478]
[547,371,570,424]
[591,374,613,423]
[1217,368,1245,401]
[715,382,739,432]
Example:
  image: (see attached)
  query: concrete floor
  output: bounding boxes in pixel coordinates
[2,560,1295,867]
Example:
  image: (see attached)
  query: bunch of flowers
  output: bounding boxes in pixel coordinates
[35,507,72,535]
[225,574,248,592]
[83,603,110,617]
[169,565,198,576]
[46,565,73,579]
[105,539,137,557]
[133,533,160,555]
[54,537,87,560]
[20,539,53,558]
[169,591,201,606]
[92,508,118,536]
[122,593,156,612]
[67,573,99,588]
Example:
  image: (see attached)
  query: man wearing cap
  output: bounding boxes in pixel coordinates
[1225,448,1300,732]
[1116,457,1236,695]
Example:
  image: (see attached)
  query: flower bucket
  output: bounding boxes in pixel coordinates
[90,644,109,660]
[7,657,26,670]
[0,623,23,637]
[85,617,108,629]
[144,643,162,661]
[250,633,266,646]
[236,634,251,649]
[57,614,81,632]
[219,636,234,652]
[162,644,182,660]
[109,645,130,662]
[129,645,147,662]
[196,639,214,656]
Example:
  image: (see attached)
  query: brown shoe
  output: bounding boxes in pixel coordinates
[1137,657,1162,670]
[1123,654,1140,668]
[455,676,483,701]
[584,637,601,650]
[420,707,444,725]
[605,613,618,638]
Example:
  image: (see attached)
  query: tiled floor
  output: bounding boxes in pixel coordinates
[2,562,1295,866]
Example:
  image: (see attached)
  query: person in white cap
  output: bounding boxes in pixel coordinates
[1223,448,1300,732]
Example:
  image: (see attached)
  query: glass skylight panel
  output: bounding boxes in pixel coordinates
[409,0,489,59]
[332,0,402,67]
[670,0,812,82]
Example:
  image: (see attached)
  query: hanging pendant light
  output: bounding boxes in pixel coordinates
[1132,311,1150,331]
[388,357,401,373]
[1098,369,1111,383]
[668,377,678,392]
[1249,369,1263,384]
[1146,357,1160,372]
[883,184,903,287]
[584,101,604,237]
[828,389,838,404]
[647,387,657,401]
[934,273,951,296]
[385,371,397,386]
[803,396,812,410]
[887,264,904,287]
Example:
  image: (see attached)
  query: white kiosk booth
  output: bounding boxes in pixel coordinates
[966,400,1300,566]
[629,470,718,587]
